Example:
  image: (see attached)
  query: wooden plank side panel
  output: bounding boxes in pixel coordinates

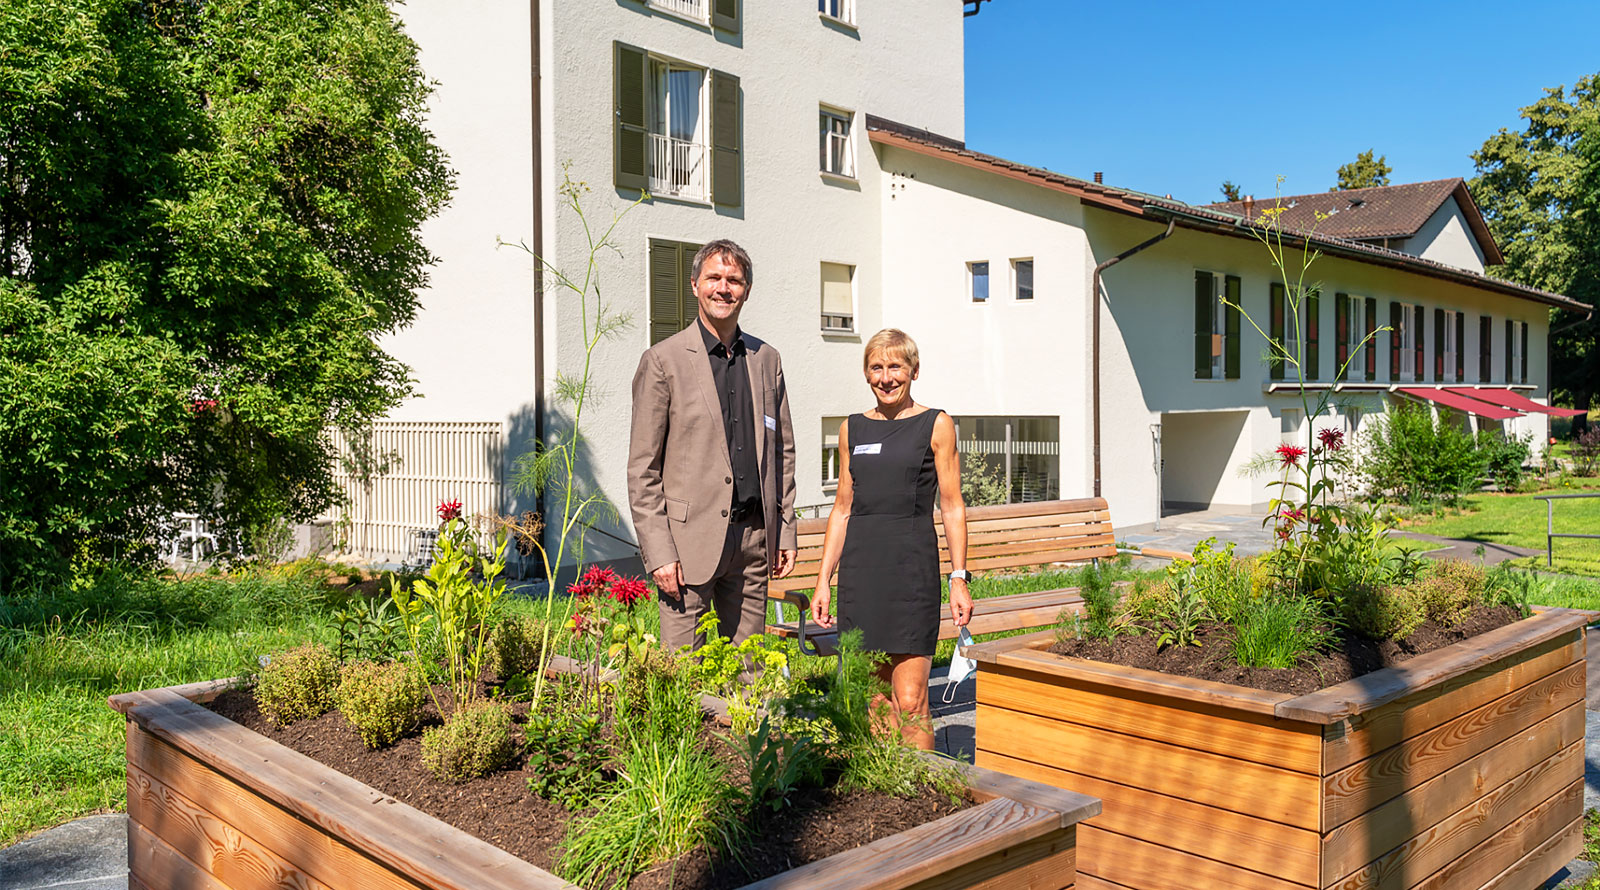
[985,649,1295,716]
[976,751,1320,887]
[1322,704,1583,885]
[1408,780,1582,890]
[905,829,1075,890]
[128,735,427,890]
[1077,824,1314,890]
[1322,662,1584,831]
[1323,635,1580,773]
[127,821,233,890]
[127,763,339,890]
[1324,738,1583,889]
[980,666,1322,773]
[1477,814,1582,890]
[976,704,1321,830]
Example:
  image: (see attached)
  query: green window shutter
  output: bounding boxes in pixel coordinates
[1224,276,1241,379]
[1455,312,1465,381]
[1433,308,1445,381]
[1505,318,1513,382]
[1413,305,1425,380]
[1364,297,1377,381]
[1270,283,1285,381]
[679,241,701,330]
[1521,321,1528,383]
[710,70,741,207]
[1480,315,1492,382]
[1304,288,1319,380]
[649,240,683,346]
[614,43,648,192]
[712,0,738,32]
[1335,293,1349,381]
[1193,271,1214,379]
[1389,302,1402,380]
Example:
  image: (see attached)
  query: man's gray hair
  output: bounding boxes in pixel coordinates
[691,239,754,289]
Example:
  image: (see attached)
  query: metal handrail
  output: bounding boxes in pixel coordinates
[1532,492,1600,567]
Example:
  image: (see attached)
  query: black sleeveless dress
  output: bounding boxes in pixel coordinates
[837,408,942,656]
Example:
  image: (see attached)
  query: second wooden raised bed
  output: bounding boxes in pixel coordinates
[108,678,1100,890]
[969,607,1590,890]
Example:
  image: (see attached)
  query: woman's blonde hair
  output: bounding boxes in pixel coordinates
[863,328,920,374]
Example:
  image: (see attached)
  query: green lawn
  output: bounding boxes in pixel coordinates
[1398,476,1600,579]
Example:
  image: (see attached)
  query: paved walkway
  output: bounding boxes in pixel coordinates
[5,511,1595,889]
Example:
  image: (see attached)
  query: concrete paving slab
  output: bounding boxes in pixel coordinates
[0,814,125,890]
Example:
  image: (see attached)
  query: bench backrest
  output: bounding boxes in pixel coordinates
[768,496,1116,598]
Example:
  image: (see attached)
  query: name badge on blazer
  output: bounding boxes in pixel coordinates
[764,414,776,431]
[852,443,882,455]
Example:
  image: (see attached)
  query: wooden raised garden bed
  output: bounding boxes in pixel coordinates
[968,607,1592,890]
[108,678,1101,890]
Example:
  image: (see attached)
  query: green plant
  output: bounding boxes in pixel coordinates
[328,595,404,663]
[1343,585,1426,640]
[1074,562,1122,641]
[730,715,824,813]
[390,518,509,717]
[1231,595,1331,669]
[1476,430,1533,491]
[1362,402,1488,504]
[254,642,339,725]
[419,699,515,783]
[960,450,1009,507]
[1411,560,1488,627]
[485,614,547,681]
[1484,566,1538,619]
[1573,428,1600,477]
[1153,573,1210,650]
[334,660,426,749]
[524,708,609,808]
[687,610,796,735]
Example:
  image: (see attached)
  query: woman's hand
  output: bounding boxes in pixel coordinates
[949,578,973,627]
[810,585,835,627]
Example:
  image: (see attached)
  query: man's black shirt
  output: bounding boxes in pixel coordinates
[698,319,761,515]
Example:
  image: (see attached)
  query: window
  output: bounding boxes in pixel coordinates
[1435,309,1460,383]
[1479,315,1493,382]
[1507,319,1527,384]
[952,416,1061,503]
[1013,259,1034,301]
[1389,301,1418,382]
[819,108,854,178]
[1281,408,1302,445]
[1194,271,1240,380]
[820,262,854,333]
[647,0,707,24]
[645,0,738,30]
[819,0,856,26]
[1335,293,1377,381]
[647,238,703,345]
[969,262,989,302]
[1269,284,1315,380]
[821,416,846,487]
[614,43,740,206]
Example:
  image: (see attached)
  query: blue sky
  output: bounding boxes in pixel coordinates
[963,1,1598,206]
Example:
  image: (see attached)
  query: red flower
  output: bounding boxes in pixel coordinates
[609,576,650,608]
[191,398,218,413]
[568,613,587,635]
[1276,443,1307,467]
[1281,508,1306,523]
[567,565,618,599]
[1317,428,1344,451]
[1276,526,1293,540]
[436,499,462,522]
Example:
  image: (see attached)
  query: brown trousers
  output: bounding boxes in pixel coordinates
[658,517,768,651]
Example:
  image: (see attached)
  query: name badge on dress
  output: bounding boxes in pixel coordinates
[852,443,882,455]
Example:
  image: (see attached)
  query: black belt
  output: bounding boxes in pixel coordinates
[729,500,761,522]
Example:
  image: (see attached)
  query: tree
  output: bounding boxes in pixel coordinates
[1219,180,1243,202]
[1469,74,1600,428]
[0,0,453,587]
[1333,150,1391,190]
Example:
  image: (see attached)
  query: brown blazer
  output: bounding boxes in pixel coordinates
[627,324,797,585]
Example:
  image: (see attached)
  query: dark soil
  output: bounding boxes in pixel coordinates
[1047,605,1525,695]
[206,688,966,889]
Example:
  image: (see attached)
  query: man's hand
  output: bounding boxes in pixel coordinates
[652,561,684,600]
[772,549,797,579]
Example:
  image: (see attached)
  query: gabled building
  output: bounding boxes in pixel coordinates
[332,1,1590,567]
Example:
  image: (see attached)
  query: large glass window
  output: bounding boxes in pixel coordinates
[645,60,707,200]
[952,416,1060,503]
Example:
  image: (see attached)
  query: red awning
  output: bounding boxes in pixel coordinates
[1395,387,1524,420]
[1444,387,1587,417]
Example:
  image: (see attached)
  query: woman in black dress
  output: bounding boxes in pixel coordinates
[809,329,971,750]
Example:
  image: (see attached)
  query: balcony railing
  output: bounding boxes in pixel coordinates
[649,0,707,23]
[649,133,708,201]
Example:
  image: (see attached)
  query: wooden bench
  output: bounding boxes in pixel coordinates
[766,497,1149,657]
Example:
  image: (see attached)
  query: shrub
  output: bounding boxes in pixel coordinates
[1361,402,1487,504]
[334,660,427,749]
[960,451,1010,507]
[254,643,339,725]
[1572,428,1600,477]
[1344,585,1426,640]
[485,614,547,681]
[1075,563,1121,640]
[1476,431,1533,491]
[420,700,516,783]
[1231,595,1331,669]
[1411,560,1488,627]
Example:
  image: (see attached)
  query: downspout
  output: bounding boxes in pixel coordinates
[529,0,547,577]
[1091,219,1174,498]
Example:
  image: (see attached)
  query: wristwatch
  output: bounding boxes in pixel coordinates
[948,569,972,584]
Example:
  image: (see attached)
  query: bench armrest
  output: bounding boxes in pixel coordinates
[773,589,833,658]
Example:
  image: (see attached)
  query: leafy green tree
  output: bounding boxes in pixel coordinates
[0,0,453,587]
[1219,180,1243,202]
[1333,150,1391,190]
[1469,75,1599,427]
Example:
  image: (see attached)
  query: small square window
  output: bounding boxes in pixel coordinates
[1013,259,1033,300]
[969,262,989,302]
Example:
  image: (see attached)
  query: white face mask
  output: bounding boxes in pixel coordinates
[942,627,977,704]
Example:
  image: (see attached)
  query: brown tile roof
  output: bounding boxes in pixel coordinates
[863,119,1582,313]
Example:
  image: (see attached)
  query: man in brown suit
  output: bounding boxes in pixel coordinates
[628,240,797,650]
